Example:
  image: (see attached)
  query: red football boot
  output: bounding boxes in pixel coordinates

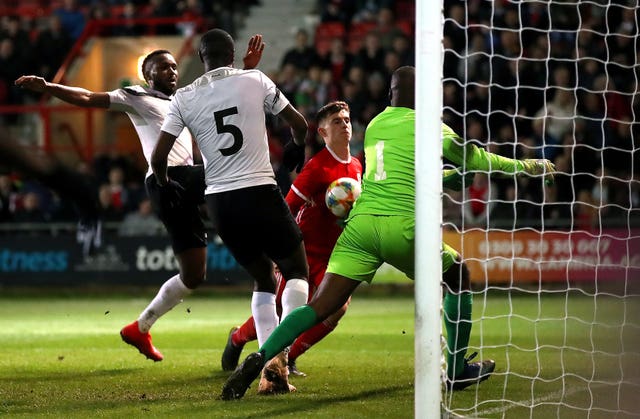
[120,321,164,362]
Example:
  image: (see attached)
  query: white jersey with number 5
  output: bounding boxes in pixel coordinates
[161,67,290,194]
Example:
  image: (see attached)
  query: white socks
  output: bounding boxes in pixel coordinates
[281,278,309,319]
[252,291,278,346]
[138,274,192,333]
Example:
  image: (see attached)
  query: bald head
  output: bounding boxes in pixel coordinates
[199,29,235,70]
[389,66,415,109]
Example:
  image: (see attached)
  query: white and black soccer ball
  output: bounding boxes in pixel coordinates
[325,177,361,219]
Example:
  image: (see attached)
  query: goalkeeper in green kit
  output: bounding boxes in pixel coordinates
[222,66,555,399]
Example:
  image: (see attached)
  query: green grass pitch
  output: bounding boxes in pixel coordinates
[0,288,639,418]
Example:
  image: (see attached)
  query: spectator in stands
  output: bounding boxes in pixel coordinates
[604,116,635,176]
[13,191,48,223]
[488,184,517,229]
[281,28,319,72]
[0,38,25,106]
[444,3,466,53]
[112,2,143,37]
[391,33,414,67]
[369,7,406,50]
[1,15,32,73]
[295,64,323,118]
[320,37,352,91]
[33,15,73,82]
[320,0,352,26]
[353,32,385,75]
[97,183,125,222]
[0,174,18,222]
[545,153,573,227]
[463,173,497,228]
[275,63,301,108]
[88,1,113,36]
[175,0,203,36]
[574,189,598,231]
[53,0,86,40]
[341,79,366,126]
[106,165,131,212]
[532,88,576,161]
[118,197,164,236]
[142,0,178,35]
[361,71,387,123]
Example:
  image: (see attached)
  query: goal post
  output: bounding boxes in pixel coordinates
[414,0,444,417]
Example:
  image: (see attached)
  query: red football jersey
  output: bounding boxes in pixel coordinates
[286,146,362,261]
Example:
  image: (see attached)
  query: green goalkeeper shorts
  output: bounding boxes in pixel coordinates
[327,214,461,282]
[327,214,415,283]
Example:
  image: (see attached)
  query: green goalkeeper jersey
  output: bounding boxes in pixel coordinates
[351,106,416,217]
[350,108,524,218]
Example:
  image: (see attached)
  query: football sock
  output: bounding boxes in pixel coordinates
[232,316,257,347]
[443,291,473,378]
[252,291,278,346]
[289,319,336,361]
[138,274,191,333]
[281,278,309,318]
[260,305,318,361]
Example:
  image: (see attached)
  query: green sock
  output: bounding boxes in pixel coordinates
[443,292,473,378]
[260,305,318,360]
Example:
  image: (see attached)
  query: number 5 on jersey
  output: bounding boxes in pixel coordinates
[215,107,244,156]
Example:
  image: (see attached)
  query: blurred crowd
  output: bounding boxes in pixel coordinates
[1,0,639,234]
[0,0,258,104]
[440,0,639,230]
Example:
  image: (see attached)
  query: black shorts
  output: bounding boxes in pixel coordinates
[205,184,303,267]
[145,165,207,253]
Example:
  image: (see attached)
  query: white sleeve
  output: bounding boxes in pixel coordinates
[261,72,290,115]
[107,89,136,113]
[160,96,185,137]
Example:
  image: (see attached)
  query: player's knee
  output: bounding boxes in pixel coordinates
[277,263,308,283]
[181,272,205,289]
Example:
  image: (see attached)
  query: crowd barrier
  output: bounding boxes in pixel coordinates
[1,229,637,286]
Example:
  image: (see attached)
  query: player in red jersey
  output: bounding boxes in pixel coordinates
[221,101,362,382]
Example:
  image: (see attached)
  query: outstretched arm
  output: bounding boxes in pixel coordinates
[242,34,265,70]
[15,75,110,108]
[442,124,556,184]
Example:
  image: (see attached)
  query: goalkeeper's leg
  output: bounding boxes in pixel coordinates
[442,256,473,379]
[442,247,495,390]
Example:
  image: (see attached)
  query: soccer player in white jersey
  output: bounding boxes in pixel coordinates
[15,35,266,362]
[152,28,309,393]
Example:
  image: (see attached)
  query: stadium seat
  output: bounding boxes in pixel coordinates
[347,22,376,54]
[314,22,346,56]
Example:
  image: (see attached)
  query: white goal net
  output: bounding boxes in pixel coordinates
[439,1,640,417]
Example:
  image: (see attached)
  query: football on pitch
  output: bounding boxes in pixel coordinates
[325,177,361,218]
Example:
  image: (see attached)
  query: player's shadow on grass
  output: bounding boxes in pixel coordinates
[0,367,143,385]
[240,383,413,418]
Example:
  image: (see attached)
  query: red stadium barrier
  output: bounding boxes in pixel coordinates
[443,229,640,283]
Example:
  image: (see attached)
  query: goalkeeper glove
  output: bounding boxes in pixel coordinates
[443,168,476,191]
[283,140,305,173]
[519,159,556,186]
